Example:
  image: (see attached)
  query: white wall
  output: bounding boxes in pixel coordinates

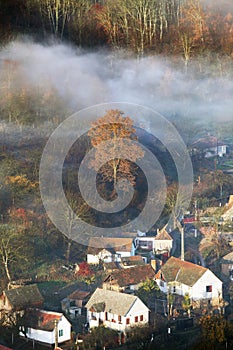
[87,298,149,331]
[20,327,54,344]
[156,270,222,302]
[192,270,222,301]
[125,298,149,326]
[87,254,99,264]
[58,315,71,343]
[154,240,172,252]
[20,315,71,344]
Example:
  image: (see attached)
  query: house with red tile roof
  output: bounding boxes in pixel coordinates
[0,345,13,350]
[120,255,145,268]
[156,257,222,306]
[102,264,155,292]
[87,237,136,264]
[19,309,71,345]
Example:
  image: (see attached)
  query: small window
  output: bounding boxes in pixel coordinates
[59,329,63,337]
[140,315,143,321]
[160,280,164,287]
[118,315,122,323]
[135,316,138,323]
[173,286,176,293]
[206,285,212,293]
[126,318,130,325]
[105,312,108,320]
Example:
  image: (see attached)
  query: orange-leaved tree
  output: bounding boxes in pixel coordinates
[88,109,144,195]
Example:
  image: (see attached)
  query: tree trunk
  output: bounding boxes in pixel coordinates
[66,239,71,264]
[4,261,11,283]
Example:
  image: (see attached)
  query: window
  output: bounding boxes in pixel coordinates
[105,312,108,320]
[135,316,138,323]
[59,329,63,337]
[173,286,176,293]
[160,280,164,287]
[206,285,212,293]
[140,315,143,322]
[118,315,122,323]
[126,318,130,325]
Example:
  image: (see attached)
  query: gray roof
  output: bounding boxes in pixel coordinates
[5,284,44,310]
[87,237,134,255]
[86,288,148,316]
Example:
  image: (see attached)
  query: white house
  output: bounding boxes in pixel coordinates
[192,136,227,158]
[154,228,173,254]
[85,288,149,332]
[19,309,71,345]
[135,227,173,254]
[87,237,136,264]
[156,257,222,305]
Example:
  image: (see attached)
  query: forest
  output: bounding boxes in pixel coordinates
[0,0,233,59]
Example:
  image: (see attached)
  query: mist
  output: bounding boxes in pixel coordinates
[0,39,233,144]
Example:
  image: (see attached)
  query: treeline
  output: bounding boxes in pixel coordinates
[0,0,233,57]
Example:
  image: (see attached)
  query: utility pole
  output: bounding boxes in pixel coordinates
[177,220,184,261]
[194,200,198,238]
[54,319,58,349]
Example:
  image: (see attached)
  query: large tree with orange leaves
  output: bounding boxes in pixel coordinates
[88,109,144,193]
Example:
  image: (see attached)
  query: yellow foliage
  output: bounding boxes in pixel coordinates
[5,175,38,190]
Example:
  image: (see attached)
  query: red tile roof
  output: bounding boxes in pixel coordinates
[22,309,63,331]
[158,257,207,286]
[68,290,90,300]
[103,264,155,288]
[0,345,13,350]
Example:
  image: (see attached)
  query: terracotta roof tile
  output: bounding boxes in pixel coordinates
[121,256,145,267]
[21,309,63,331]
[68,291,90,300]
[160,257,207,287]
[103,264,155,287]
